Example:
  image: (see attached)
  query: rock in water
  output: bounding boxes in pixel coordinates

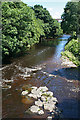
[31,86,37,90]
[21,97,33,104]
[23,85,59,115]
[37,86,48,92]
[41,96,46,101]
[31,88,37,94]
[21,90,28,95]
[52,97,58,103]
[44,103,55,112]
[46,97,58,104]
[28,93,37,99]
[35,99,43,107]
[42,91,53,97]
[47,116,52,120]
[38,110,44,115]
[46,91,53,96]
[30,105,40,113]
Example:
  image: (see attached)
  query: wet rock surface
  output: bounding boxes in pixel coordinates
[61,56,77,68]
[21,86,59,116]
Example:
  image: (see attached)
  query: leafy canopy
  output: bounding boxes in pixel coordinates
[61,2,80,34]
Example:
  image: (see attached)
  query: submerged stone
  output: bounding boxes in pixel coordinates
[22,84,32,92]
[22,97,33,104]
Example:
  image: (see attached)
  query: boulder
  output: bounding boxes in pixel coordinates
[30,105,40,113]
[47,116,52,120]
[38,110,44,115]
[28,93,37,99]
[21,90,28,95]
[31,86,37,90]
[31,88,37,94]
[51,97,58,103]
[37,86,48,92]
[44,91,53,96]
[41,96,46,101]
[44,103,55,112]
[35,99,43,107]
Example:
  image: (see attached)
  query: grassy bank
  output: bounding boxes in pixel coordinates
[61,38,80,66]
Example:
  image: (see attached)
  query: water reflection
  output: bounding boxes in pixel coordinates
[53,40,68,60]
[59,34,71,39]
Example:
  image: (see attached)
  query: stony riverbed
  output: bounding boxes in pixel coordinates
[21,86,59,116]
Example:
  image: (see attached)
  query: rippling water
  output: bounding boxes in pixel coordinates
[2,35,80,119]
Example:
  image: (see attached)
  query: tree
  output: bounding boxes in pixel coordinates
[33,5,63,38]
[2,2,63,60]
[2,2,44,59]
[61,2,80,34]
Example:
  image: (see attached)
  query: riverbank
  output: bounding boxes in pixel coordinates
[61,38,80,67]
[61,56,77,68]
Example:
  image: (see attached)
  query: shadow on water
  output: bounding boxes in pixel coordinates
[58,98,80,118]
[51,67,80,81]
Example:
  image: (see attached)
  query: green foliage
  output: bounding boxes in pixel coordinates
[61,2,80,34]
[61,50,80,66]
[65,39,79,56]
[2,2,44,59]
[53,19,63,37]
[61,38,80,66]
[2,2,63,60]
[33,5,63,38]
[61,2,80,66]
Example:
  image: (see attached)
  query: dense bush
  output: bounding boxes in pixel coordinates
[65,39,79,56]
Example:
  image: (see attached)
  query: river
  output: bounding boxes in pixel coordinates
[2,35,80,119]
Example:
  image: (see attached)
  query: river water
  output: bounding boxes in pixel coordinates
[2,35,80,119]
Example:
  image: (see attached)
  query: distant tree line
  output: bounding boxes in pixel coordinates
[2,2,63,60]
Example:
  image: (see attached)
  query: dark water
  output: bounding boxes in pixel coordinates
[2,35,80,119]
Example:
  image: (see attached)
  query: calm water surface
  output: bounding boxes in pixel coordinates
[2,35,80,119]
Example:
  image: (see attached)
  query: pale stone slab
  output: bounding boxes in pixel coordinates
[22,90,28,95]
[30,105,40,113]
